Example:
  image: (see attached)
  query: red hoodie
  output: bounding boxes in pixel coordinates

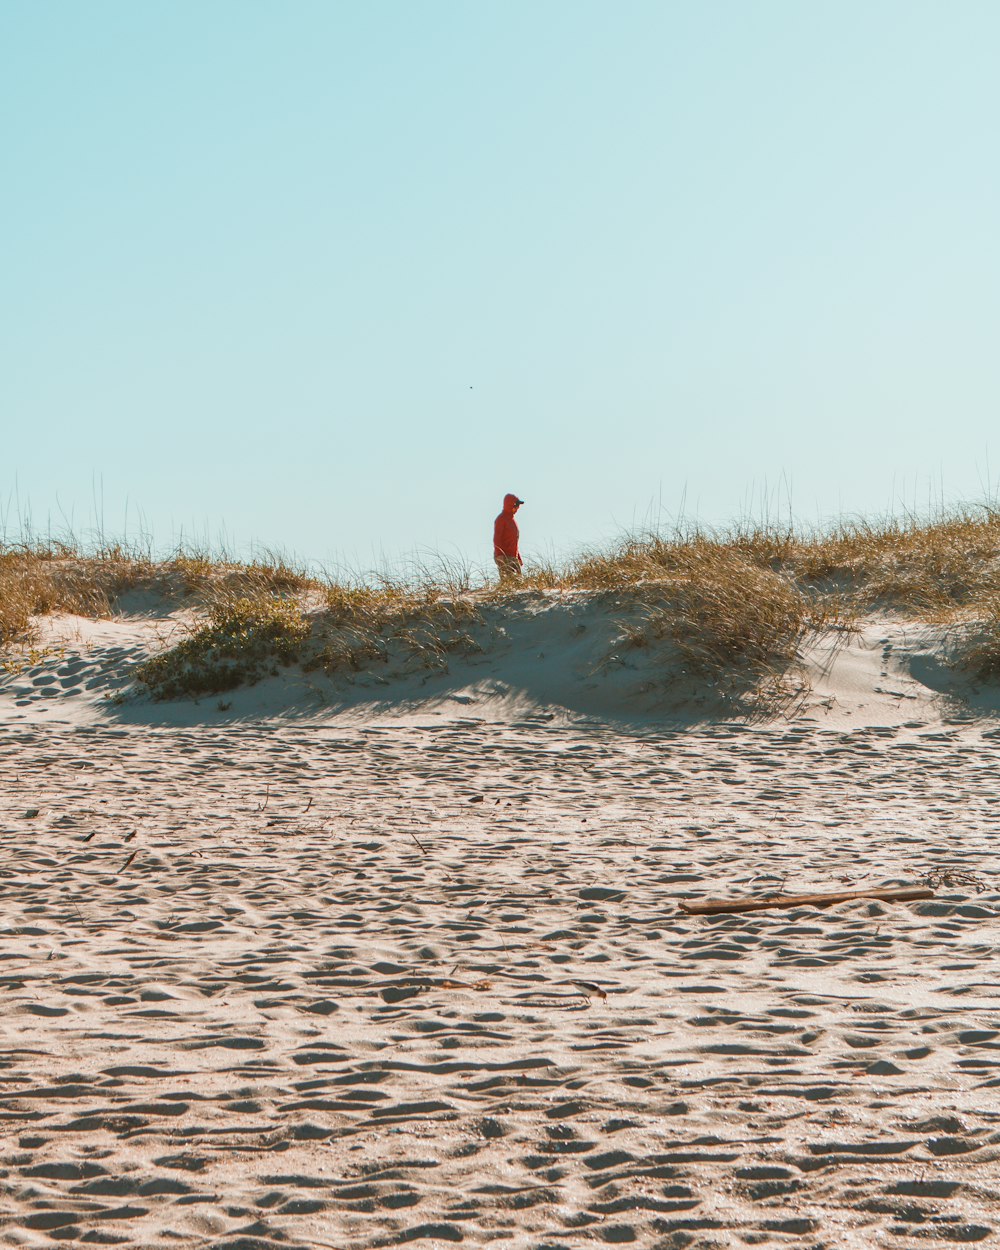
[493,494,522,564]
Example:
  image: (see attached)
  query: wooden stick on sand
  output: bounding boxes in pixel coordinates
[680,886,934,916]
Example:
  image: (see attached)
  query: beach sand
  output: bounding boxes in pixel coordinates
[1,605,999,1247]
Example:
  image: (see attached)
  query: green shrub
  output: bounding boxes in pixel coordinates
[134,596,310,699]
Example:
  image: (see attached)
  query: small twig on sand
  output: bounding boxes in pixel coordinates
[681,885,934,916]
[406,828,454,880]
[922,867,988,894]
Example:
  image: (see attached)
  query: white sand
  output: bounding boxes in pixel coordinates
[1,602,999,1247]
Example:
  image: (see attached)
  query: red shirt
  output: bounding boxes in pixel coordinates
[493,494,522,563]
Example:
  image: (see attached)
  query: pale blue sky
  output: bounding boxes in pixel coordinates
[3,1,999,575]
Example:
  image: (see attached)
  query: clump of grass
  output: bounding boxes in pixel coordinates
[569,510,1000,617]
[0,537,321,650]
[307,583,484,675]
[0,553,52,645]
[134,595,311,699]
[949,596,1000,682]
[0,544,157,644]
[555,534,837,696]
[482,563,564,597]
[613,547,816,681]
[785,512,1000,613]
[559,509,1000,643]
[133,582,487,699]
[161,549,318,602]
[172,554,216,596]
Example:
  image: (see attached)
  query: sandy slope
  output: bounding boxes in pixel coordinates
[2,606,1000,1248]
[0,594,990,730]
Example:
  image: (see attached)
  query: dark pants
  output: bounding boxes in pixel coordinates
[495,555,521,581]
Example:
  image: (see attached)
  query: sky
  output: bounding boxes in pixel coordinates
[3,1,1000,577]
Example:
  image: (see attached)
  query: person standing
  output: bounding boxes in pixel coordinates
[493,493,524,580]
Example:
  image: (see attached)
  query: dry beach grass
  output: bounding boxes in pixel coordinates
[4,512,1000,1247]
[7,508,1000,701]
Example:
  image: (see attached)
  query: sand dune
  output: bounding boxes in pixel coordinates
[2,603,1000,1246]
[0,592,993,730]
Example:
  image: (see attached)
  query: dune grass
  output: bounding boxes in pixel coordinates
[948,594,1000,683]
[0,544,152,647]
[0,540,319,647]
[306,584,484,677]
[609,548,816,681]
[5,507,1000,701]
[133,595,312,699]
[567,509,1000,614]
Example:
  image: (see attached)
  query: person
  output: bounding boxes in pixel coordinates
[493,493,524,580]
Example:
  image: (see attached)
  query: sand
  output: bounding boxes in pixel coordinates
[1,604,1000,1248]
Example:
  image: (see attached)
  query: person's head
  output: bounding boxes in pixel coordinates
[503,493,524,514]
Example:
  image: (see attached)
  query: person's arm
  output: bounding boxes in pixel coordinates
[493,515,509,558]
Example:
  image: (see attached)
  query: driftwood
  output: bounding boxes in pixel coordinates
[680,886,935,916]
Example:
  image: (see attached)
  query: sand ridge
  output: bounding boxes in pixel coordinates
[2,711,1000,1247]
[0,600,991,731]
